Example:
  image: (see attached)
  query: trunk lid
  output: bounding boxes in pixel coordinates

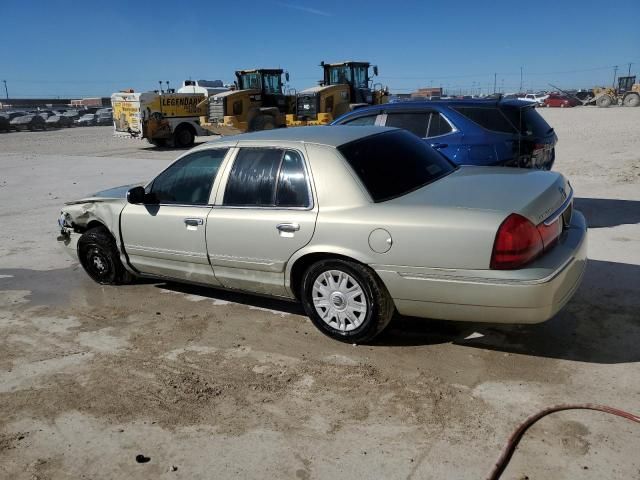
[389,166,571,225]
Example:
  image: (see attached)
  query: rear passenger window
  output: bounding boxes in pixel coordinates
[452,107,517,134]
[224,148,283,206]
[384,112,429,137]
[224,148,311,208]
[344,114,377,126]
[427,113,453,137]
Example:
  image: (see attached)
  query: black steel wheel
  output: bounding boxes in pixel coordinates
[77,227,133,285]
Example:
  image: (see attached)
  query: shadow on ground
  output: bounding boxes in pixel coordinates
[140,138,215,153]
[2,259,638,364]
[574,197,640,228]
[376,259,640,364]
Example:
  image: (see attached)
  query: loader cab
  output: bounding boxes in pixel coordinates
[617,75,637,94]
[235,69,290,111]
[321,61,377,104]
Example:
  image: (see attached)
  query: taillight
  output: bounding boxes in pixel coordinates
[536,217,561,249]
[491,214,543,269]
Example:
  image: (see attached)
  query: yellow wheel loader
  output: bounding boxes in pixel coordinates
[201,69,295,135]
[592,76,640,108]
[287,61,389,127]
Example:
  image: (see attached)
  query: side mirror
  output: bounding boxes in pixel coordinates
[127,186,146,204]
[373,65,379,76]
[285,71,290,82]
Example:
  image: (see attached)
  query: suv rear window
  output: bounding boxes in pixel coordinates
[452,106,517,134]
[500,105,553,137]
[338,130,454,202]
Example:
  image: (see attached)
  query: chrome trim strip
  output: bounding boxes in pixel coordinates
[390,256,574,286]
[543,186,573,226]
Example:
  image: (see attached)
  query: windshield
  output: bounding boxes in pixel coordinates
[338,130,455,202]
[328,65,352,85]
[262,73,282,94]
[238,72,261,90]
[352,65,368,88]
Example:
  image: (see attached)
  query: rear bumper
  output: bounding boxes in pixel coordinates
[375,211,587,324]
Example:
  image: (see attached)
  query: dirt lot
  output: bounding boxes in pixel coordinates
[1,108,639,479]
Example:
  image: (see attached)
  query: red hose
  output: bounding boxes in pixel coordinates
[486,404,640,480]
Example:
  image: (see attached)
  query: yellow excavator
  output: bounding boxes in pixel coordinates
[287,61,389,126]
[201,68,295,135]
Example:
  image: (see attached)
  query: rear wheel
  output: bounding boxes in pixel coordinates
[596,95,613,108]
[623,93,640,107]
[300,259,395,343]
[77,227,134,285]
[173,125,195,148]
[249,114,276,132]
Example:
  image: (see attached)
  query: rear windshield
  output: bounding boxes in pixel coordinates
[337,130,454,202]
[452,106,517,134]
[500,105,553,137]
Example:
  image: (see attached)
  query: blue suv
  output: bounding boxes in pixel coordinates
[331,99,557,169]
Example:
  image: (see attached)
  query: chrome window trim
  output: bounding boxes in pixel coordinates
[424,112,458,139]
[379,110,458,139]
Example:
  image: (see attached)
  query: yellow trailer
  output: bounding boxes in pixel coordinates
[111,91,212,147]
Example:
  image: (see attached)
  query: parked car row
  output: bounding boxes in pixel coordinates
[0,107,113,132]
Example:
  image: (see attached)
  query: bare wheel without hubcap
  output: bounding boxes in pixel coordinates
[312,270,367,332]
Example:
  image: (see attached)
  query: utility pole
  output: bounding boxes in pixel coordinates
[519,66,523,92]
[2,80,7,100]
[612,65,618,88]
[493,73,497,94]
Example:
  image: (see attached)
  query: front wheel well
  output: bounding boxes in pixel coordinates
[289,252,371,300]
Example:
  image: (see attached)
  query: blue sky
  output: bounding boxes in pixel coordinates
[1,0,639,98]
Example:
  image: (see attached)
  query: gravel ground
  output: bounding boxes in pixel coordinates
[0,109,639,479]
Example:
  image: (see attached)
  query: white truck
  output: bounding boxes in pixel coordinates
[111,90,212,147]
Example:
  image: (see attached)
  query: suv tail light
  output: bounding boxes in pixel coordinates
[491,213,563,269]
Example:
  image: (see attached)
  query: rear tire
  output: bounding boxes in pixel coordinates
[77,227,134,285]
[300,259,395,343]
[623,93,640,107]
[249,114,276,132]
[173,125,195,148]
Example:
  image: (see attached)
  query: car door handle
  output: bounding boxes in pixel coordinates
[431,143,448,149]
[184,218,204,227]
[276,223,300,233]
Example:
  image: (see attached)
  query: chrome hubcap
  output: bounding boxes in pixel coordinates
[312,270,367,332]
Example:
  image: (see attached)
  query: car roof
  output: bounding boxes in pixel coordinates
[334,98,534,118]
[221,125,397,147]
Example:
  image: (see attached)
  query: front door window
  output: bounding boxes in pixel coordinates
[149,149,228,205]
